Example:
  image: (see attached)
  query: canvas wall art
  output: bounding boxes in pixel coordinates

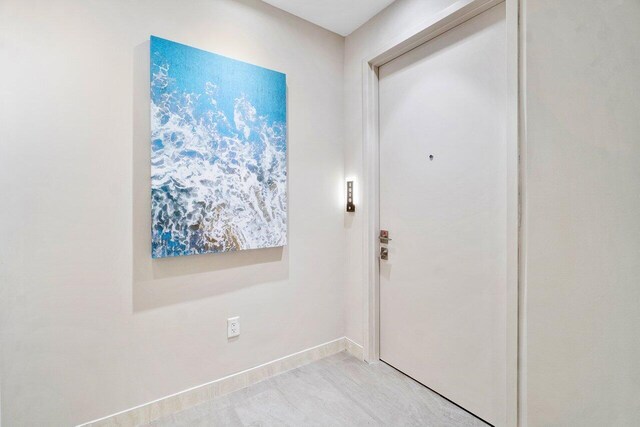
[150,36,287,258]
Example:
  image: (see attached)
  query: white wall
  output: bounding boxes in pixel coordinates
[522,0,640,425]
[343,0,459,349]
[0,0,345,425]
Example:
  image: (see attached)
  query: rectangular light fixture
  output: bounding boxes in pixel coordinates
[346,180,355,212]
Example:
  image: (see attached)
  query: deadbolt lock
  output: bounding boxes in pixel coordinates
[380,247,389,260]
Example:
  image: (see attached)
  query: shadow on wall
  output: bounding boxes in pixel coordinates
[131,42,288,312]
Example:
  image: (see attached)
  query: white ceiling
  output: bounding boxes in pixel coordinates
[261,0,396,36]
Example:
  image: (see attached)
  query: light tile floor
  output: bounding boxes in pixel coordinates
[147,351,488,426]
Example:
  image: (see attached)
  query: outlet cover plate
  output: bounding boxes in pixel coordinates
[227,316,240,338]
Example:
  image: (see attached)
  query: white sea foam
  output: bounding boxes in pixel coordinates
[151,64,287,258]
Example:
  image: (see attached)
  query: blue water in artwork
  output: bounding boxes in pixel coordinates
[150,36,287,258]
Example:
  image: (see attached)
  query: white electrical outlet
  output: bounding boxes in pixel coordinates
[227,316,240,338]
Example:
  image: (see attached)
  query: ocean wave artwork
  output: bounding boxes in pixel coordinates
[150,36,287,258]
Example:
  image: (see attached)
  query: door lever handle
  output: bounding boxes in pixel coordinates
[379,230,392,244]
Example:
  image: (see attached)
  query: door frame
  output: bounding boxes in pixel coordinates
[360,0,520,425]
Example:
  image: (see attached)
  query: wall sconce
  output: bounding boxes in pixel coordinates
[346,181,355,212]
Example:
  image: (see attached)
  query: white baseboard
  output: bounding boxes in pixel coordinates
[78,337,354,427]
[345,337,364,361]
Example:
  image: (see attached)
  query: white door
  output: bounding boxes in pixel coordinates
[379,3,507,426]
